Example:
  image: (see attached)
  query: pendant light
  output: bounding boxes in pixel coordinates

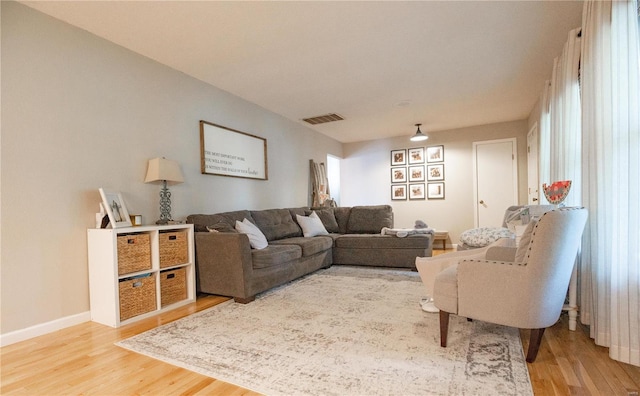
[410,123,428,142]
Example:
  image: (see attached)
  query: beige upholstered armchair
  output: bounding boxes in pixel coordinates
[433,207,588,362]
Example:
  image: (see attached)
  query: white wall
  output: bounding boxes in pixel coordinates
[341,120,529,246]
[0,2,342,335]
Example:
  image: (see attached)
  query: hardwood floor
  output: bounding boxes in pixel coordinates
[2,257,639,395]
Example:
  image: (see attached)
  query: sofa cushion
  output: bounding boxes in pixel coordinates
[187,214,230,232]
[251,245,302,269]
[306,208,340,233]
[515,217,540,263]
[346,205,393,234]
[206,222,237,233]
[296,212,329,237]
[270,236,333,257]
[288,207,308,219]
[235,219,268,250]
[334,234,430,249]
[333,207,352,234]
[251,209,302,241]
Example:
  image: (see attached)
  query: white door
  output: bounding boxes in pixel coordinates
[527,124,540,205]
[473,138,518,227]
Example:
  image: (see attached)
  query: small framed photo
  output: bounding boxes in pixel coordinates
[408,147,425,164]
[426,145,444,163]
[99,188,132,228]
[427,182,445,200]
[391,149,407,166]
[408,165,425,182]
[391,184,407,200]
[427,164,445,181]
[409,183,426,200]
[391,167,407,183]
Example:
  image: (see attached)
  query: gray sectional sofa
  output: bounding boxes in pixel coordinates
[187,205,433,303]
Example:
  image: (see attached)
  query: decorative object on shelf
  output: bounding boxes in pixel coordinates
[200,120,268,180]
[99,188,132,228]
[390,149,407,166]
[410,123,428,142]
[409,183,426,200]
[391,184,407,200]
[426,145,444,163]
[542,180,572,206]
[427,164,445,181]
[145,157,184,225]
[129,214,143,226]
[427,182,445,199]
[408,147,425,164]
[409,165,425,182]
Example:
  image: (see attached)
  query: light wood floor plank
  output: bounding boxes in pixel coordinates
[2,276,639,396]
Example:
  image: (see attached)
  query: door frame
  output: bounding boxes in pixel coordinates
[472,138,518,227]
[527,123,540,205]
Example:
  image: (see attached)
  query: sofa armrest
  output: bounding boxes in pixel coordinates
[194,232,254,299]
[485,246,517,262]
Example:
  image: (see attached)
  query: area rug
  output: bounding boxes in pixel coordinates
[117,266,533,396]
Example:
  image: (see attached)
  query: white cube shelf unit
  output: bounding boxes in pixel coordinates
[87,224,195,328]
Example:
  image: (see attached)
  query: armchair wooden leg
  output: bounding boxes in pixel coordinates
[526,328,546,363]
[439,310,450,347]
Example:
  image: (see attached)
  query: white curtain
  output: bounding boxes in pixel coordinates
[580,0,640,366]
[538,81,552,188]
[548,28,582,206]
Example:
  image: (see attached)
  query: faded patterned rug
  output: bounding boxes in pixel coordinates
[117,266,533,396]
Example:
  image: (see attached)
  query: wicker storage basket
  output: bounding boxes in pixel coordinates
[159,231,188,268]
[160,267,187,307]
[119,274,156,321]
[117,233,151,275]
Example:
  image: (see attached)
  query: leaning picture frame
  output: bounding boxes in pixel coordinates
[99,188,132,228]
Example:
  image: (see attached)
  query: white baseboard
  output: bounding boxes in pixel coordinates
[0,311,91,347]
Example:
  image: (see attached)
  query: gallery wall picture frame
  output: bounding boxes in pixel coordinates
[427,164,445,181]
[408,147,425,164]
[426,145,444,163]
[391,149,407,166]
[409,183,426,200]
[391,184,407,200]
[200,120,268,180]
[427,182,445,199]
[408,165,425,182]
[99,188,132,228]
[391,167,407,183]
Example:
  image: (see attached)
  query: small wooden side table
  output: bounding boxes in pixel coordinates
[433,230,448,250]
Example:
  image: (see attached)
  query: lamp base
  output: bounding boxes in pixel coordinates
[156,219,169,225]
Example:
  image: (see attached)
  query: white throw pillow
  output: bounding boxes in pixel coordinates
[296,211,329,237]
[235,218,268,249]
[515,218,539,263]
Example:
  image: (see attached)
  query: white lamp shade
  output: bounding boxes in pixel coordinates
[144,157,184,183]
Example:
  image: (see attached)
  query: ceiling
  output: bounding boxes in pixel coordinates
[22,1,584,143]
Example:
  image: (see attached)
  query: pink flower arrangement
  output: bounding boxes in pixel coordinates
[542,180,572,205]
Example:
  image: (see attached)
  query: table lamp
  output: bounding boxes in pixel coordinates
[144,157,184,224]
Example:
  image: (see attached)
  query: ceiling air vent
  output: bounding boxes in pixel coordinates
[302,113,344,125]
